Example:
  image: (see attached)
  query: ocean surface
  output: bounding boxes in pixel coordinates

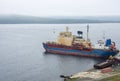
[0,23,120,81]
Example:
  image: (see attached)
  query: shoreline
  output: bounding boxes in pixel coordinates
[63,66,120,81]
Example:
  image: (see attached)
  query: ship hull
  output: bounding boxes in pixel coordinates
[43,43,119,58]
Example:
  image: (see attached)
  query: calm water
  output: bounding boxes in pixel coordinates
[0,23,120,81]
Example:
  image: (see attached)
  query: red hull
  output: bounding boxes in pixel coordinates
[45,49,107,58]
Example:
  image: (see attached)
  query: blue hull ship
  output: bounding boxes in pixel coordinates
[43,25,119,58]
[43,43,119,58]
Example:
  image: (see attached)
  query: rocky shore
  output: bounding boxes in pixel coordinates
[62,65,120,81]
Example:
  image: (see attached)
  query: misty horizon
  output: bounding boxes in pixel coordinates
[0,14,120,24]
[0,0,120,16]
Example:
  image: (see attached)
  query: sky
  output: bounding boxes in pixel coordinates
[0,0,120,16]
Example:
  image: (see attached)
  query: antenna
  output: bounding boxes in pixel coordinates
[53,28,55,34]
[103,31,105,40]
[102,31,105,45]
[87,24,89,41]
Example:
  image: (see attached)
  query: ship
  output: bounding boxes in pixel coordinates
[94,58,115,69]
[43,25,119,58]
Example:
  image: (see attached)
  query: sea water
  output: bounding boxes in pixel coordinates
[0,23,120,81]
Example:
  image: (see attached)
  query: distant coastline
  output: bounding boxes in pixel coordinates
[0,15,120,24]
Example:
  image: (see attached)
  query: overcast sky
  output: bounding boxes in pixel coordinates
[0,0,120,16]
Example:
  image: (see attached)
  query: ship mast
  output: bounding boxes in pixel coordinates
[66,26,69,32]
[87,24,89,41]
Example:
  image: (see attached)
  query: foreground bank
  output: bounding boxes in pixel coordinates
[63,66,120,81]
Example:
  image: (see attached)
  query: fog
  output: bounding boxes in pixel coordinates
[0,0,120,16]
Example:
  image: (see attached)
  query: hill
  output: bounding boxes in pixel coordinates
[0,15,120,24]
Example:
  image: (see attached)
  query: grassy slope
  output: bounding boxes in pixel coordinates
[98,74,120,81]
